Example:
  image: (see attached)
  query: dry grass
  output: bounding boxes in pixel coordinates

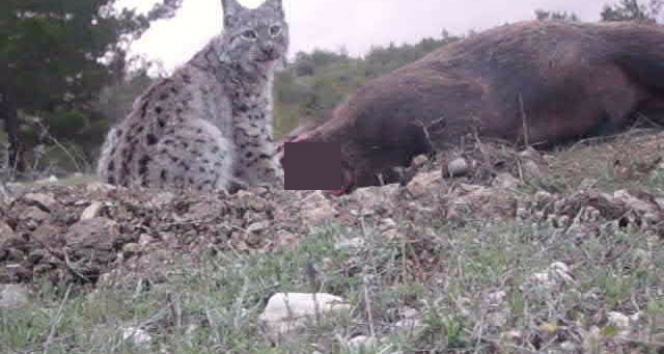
[1,131,663,354]
[1,215,662,353]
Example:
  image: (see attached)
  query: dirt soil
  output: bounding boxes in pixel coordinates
[1,132,663,290]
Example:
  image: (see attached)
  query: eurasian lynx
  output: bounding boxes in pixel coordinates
[97,0,288,192]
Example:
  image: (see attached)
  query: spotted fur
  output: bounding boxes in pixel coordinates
[97,0,288,192]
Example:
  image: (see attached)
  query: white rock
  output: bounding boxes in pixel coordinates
[411,154,429,168]
[80,201,104,220]
[352,187,394,214]
[335,237,366,251]
[86,182,116,193]
[301,191,338,226]
[656,198,664,210]
[551,261,571,273]
[493,173,520,189]
[246,220,271,233]
[530,272,552,286]
[522,160,546,180]
[582,326,602,353]
[0,221,15,241]
[607,311,631,329]
[447,158,470,177]
[378,218,397,231]
[394,307,422,333]
[485,290,507,307]
[549,262,575,284]
[302,204,337,226]
[406,170,442,197]
[346,335,378,351]
[501,329,524,342]
[560,341,579,352]
[138,234,154,246]
[395,317,421,333]
[35,175,58,184]
[301,190,329,205]
[614,190,660,214]
[259,292,350,343]
[523,261,575,292]
[0,284,30,309]
[121,326,152,348]
[24,192,57,211]
[260,293,350,321]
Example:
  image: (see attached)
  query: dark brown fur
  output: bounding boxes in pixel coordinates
[284,20,664,194]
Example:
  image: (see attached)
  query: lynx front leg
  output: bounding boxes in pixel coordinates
[233,123,283,189]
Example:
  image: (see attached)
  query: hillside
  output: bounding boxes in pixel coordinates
[1,130,662,353]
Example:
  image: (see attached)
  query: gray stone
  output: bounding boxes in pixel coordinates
[614,190,660,214]
[301,191,338,226]
[246,220,271,233]
[80,201,105,220]
[259,292,350,344]
[0,221,15,243]
[411,154,429,168]
[406,170,442,198]
[522,160,546,180]
[446,158,470,177]
[120,326,152,348]
[24,192,57,211]
[346,335,379,351]
[492,172,520,189]
[85,182,116,193]
[138,234,154,246]
[0,284,30,309]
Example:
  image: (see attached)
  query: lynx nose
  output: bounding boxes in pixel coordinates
[261,45,276,59]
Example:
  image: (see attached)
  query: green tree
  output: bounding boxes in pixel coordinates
[534,9,580,21]
[273,32,462,137]
[0,0,182,175]
[601,0,663,22]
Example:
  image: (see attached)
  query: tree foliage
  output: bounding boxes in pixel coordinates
[601,0,663,22]
[274,33,462,137]
[0,0,181,175]
[534,9,580,21]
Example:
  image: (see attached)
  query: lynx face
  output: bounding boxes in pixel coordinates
[220,0,289,65]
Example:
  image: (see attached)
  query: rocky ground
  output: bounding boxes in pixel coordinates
[1,131,663,353]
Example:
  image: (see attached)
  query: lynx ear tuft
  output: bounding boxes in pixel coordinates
[260,0,283,16]
[221,0,246,27]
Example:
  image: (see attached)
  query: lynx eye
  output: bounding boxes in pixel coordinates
[269,25,282,37]
[241,30,257,41]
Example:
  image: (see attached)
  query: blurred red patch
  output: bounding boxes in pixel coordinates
[282,142,343,190]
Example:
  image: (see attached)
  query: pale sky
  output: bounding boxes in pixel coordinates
[118,0,614,73]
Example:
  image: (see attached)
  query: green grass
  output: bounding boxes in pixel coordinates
[2,216,662,353]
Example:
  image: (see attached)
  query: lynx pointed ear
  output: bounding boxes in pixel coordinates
[260,0,284,15]
[221,0,245,27]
